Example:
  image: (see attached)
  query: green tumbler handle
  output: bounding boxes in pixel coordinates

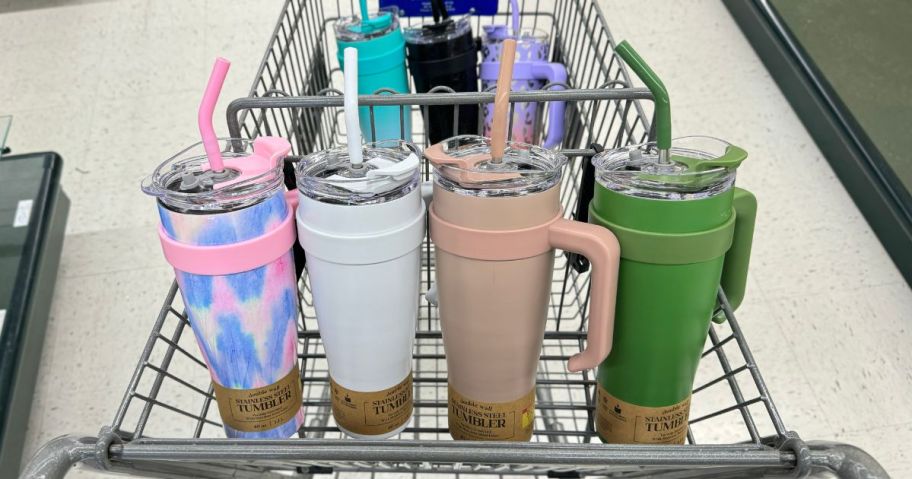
[720,188,757,312]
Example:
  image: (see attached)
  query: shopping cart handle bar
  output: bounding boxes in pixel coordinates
[20,434,98,479]
[229,87,651,109]
[226,87,653,141]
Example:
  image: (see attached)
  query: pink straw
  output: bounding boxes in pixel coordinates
[199,57,231,172]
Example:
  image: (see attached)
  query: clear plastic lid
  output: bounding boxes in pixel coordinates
[141,139,284,213]
[334,7,400,42]
[402,14,471,44]
[296,139,420,205]
[480,26,549,62]
[592,136,747,200]
[481,25,549,43]
[428,135,566,197]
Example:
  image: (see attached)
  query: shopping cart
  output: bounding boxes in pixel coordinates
[23,0,889,477]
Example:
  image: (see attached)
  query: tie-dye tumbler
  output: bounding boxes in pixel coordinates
[142,136,305,439]
[295,140,424,439]
[480,26,566,148]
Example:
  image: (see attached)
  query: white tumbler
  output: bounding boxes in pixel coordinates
[295,139,424,439]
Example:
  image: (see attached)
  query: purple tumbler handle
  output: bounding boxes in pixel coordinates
[479,60,567,148]
[532,62,566,149]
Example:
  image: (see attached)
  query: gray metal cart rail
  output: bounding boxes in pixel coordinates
[22,0,889,477]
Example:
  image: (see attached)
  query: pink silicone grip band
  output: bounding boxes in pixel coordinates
[548,218,620,372]
[428,205,558,260]
[158,203,297,276]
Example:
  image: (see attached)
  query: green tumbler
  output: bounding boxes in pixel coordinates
[588,135,757,444]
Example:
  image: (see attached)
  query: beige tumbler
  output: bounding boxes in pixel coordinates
[426,135,621,441]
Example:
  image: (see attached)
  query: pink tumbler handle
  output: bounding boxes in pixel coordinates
[548,218,620,372]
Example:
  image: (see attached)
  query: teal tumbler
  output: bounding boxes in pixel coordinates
[335,7,412,142]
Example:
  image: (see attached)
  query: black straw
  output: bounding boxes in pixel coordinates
[430,0,449,23]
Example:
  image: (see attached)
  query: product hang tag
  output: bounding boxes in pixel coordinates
[212,366,303,433]
[596,384,690,444]
[331,375,413,436]
[380,0,497,16]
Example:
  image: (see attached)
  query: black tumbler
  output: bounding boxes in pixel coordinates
[404,15,479,144]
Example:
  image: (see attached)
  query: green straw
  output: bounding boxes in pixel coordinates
[615,41,671,159]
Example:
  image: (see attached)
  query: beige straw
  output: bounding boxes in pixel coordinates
[489,39,517,163]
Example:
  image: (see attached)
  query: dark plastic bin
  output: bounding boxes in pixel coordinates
[0,152,69,477]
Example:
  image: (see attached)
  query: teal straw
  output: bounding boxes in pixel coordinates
[358,0,390,32]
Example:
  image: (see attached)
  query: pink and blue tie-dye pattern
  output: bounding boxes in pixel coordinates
[160,191,304,438]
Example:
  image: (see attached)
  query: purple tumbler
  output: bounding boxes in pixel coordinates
[480,25,566,148]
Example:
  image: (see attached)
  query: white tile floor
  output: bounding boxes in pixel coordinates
[3,0,910,477]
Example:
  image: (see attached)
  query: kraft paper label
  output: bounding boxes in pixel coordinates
[331,374,413,436]
[448,385,535,441]
[596,384,691,444]
[212,366,302,432]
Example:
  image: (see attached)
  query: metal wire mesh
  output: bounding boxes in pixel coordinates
[108,276,792,477]
[102,0,798,476]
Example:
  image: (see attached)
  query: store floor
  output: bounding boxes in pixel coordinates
[2,0,910,477]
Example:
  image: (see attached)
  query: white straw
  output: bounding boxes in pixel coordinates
[343,47,364,167]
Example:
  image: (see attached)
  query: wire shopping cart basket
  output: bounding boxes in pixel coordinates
[23,0,889,477]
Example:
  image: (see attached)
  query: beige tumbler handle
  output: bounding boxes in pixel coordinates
[548,218,620,372]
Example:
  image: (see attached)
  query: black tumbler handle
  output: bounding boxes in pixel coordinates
[283,157,307,279]
[566,143,602,273]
